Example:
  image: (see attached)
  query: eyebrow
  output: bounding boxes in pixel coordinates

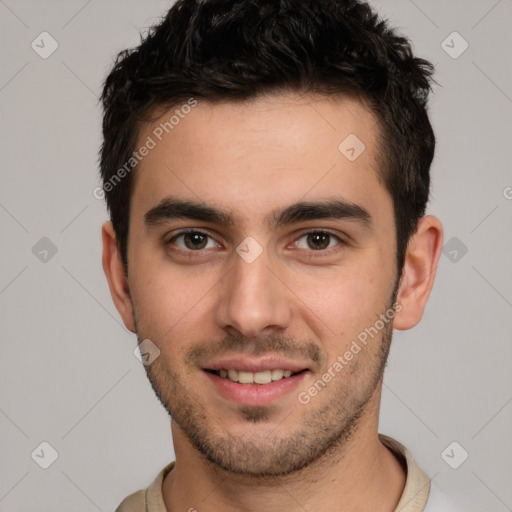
[144,197,372,231]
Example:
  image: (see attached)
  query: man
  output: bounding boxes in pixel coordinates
[99,0,458,510]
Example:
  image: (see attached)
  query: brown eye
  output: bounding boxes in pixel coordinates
[167,230,218,251]
[306,232,330,250]
[295,231,342,252]
[182,232,208,250]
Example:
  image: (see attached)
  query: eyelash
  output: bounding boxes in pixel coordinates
[165,228,346,258]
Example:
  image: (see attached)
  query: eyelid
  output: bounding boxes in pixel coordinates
[296,227,345,241]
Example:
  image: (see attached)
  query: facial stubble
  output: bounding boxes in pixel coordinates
[134,303,395,478]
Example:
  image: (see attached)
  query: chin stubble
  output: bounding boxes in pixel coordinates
[139,320,393,478]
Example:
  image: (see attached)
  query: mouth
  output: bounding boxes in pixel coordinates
[205,368,306,385]
[202,359,311,406]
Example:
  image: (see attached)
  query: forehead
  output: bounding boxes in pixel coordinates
[130,92,391,228]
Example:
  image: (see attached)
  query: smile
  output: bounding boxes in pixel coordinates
[209,368,302,384]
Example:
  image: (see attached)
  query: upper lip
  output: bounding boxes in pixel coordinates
[203,356,310,373]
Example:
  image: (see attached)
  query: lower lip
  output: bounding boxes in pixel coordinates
[203,370,309,406]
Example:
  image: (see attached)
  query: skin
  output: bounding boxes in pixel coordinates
[102,91,443,511]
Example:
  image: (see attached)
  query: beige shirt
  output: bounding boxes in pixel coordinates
[116,434,432,512]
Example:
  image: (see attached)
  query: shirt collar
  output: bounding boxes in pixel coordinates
[379,434,431,511]
[142,435,430,512]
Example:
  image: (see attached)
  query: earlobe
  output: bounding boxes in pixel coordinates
[393,215,443,330]
[101,221,136,333]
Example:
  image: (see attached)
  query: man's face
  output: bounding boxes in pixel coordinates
[126,92,399,476]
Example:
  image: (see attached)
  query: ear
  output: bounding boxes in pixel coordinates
[101,221,136,333]
[393,215,443,330]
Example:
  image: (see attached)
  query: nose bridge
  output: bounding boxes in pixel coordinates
[216,241,291,337]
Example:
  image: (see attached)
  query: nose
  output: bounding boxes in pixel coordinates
[214,244,292,339]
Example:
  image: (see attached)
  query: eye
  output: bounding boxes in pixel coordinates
[167,229,219,251]
[294,230,344,253]
[165,229,345,257]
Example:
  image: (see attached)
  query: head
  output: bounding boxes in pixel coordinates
[100,0,443,477]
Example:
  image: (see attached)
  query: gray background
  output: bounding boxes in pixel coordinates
[1,0,511,510]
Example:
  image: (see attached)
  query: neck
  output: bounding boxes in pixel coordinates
[162,389,406,512]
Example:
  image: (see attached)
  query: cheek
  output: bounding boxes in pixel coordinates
[129,268,182,333]
[297,265,390,343]
[129,257,221,341]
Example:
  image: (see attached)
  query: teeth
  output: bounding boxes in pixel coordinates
[271,369,284,380]
[238,371,254,384]
[254,370,272,384]
[216,369,297,384]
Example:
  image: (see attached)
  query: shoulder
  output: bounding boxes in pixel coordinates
[424,481,466,512]
[115,489,146,512]
[114,462,175,512]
